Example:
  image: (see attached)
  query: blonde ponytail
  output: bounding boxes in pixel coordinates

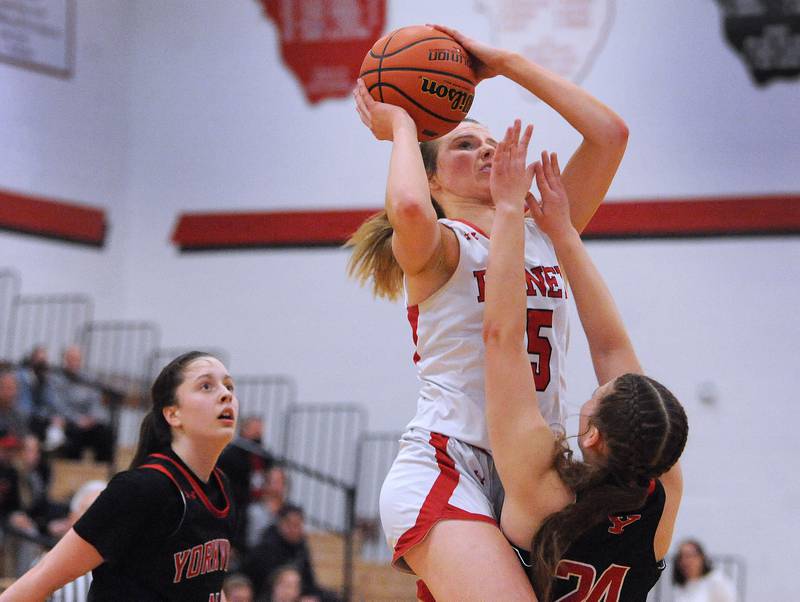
[344,210,404,300]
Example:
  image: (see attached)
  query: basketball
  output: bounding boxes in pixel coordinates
[359,25,477,141]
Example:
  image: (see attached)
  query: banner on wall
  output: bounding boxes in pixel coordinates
[715,0,800,85]
[260,0,386,103]
[475,0,614,97]
[0,0,75,77]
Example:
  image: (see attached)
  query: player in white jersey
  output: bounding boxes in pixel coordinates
[407,217,569,450]
[348,25,628,601]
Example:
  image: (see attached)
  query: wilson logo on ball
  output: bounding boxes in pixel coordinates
[419,78,474,113]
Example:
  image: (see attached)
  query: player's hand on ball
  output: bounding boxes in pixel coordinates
[426,23,508,81]
[527,151,575,241]
[490,119,535,211]
[354,79,414,142]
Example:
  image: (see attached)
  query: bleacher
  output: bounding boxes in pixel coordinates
[0,267,416,600]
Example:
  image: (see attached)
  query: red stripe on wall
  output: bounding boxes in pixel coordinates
[583,195,800,238]
[172,208,379,249]
[171,195,800,249]
[0,189,106,246]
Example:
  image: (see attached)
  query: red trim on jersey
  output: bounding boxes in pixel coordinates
[148,453,231,518]
[140,463,182,490]
[417,580,437,602]
[392,433,497,564]
[449,218,490,239]
[407,304,421,364]
[648,479,656,496]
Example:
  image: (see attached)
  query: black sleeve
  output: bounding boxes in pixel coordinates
[73,468,183,562]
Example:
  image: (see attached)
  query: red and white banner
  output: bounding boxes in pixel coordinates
[475,0,615,95]
[260,0,387,103]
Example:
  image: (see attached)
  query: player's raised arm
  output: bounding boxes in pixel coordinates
[483,122,558,491]
[353,79,443,277]
[429,24,629,233]
[528,151,641,383]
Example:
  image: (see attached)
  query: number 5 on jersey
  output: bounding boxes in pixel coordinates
[526,308,553,391]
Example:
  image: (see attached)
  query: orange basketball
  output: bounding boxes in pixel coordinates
[359,25,477,141]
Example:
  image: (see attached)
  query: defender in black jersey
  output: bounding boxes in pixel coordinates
[512,480,667,601]
[2,352,239,601]
[482,147,688,601]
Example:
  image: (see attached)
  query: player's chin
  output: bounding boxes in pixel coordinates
[212,421,237,441]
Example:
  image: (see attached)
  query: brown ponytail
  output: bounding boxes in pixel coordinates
[530,374,688,600]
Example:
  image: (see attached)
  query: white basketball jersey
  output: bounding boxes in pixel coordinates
[405,218,569,451]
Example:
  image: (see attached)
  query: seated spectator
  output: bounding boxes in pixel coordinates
[242,504,339,602]
[223,573,255,602]
[16,346,66,448]
[0,432,21,515]
[50,345,113,462]
[246,465,288,550]
[218,415,274,552]
[8,435,68,574]
[0,366,28,440]
[14,435,68,535]
[673,539,737,602]
[267,565,302,602]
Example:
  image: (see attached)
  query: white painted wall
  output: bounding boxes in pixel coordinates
[1,1,798,598]
[0,0,132,318]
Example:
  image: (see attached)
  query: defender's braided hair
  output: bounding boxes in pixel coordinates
[530,373,688,601]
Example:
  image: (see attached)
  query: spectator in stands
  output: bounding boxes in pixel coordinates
[0,432,21,523]
[50,345,113,462]
[16,346,66,449]
[247,465,288,550]
[218,415,274,552]
[223,573,255,602]
[267,565,302,602]
[673,539,736,602]
[243,504,339,602]
[14,435,67,534]
[0,366,28,440]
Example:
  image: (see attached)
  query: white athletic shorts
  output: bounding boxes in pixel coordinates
[379,428,504,572]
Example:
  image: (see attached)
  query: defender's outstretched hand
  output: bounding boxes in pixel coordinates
[353,78,414,141]
[527,151,576,242]
[490,119,535,211]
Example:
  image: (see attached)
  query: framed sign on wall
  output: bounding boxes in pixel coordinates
[0,0,75,78]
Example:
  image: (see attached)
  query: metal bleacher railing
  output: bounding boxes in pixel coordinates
[80,321,161,394]
[354,431,401,563]
[3,293,92,362]
[148,346,232,381]
[0,269,21,358]
[234,374,295,452]
[280,403,367,600]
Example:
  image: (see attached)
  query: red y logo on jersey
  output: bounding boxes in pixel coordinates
[607,514,642,535]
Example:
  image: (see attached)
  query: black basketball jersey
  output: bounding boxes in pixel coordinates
[86,452,236,601]
[513,479,666,602]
